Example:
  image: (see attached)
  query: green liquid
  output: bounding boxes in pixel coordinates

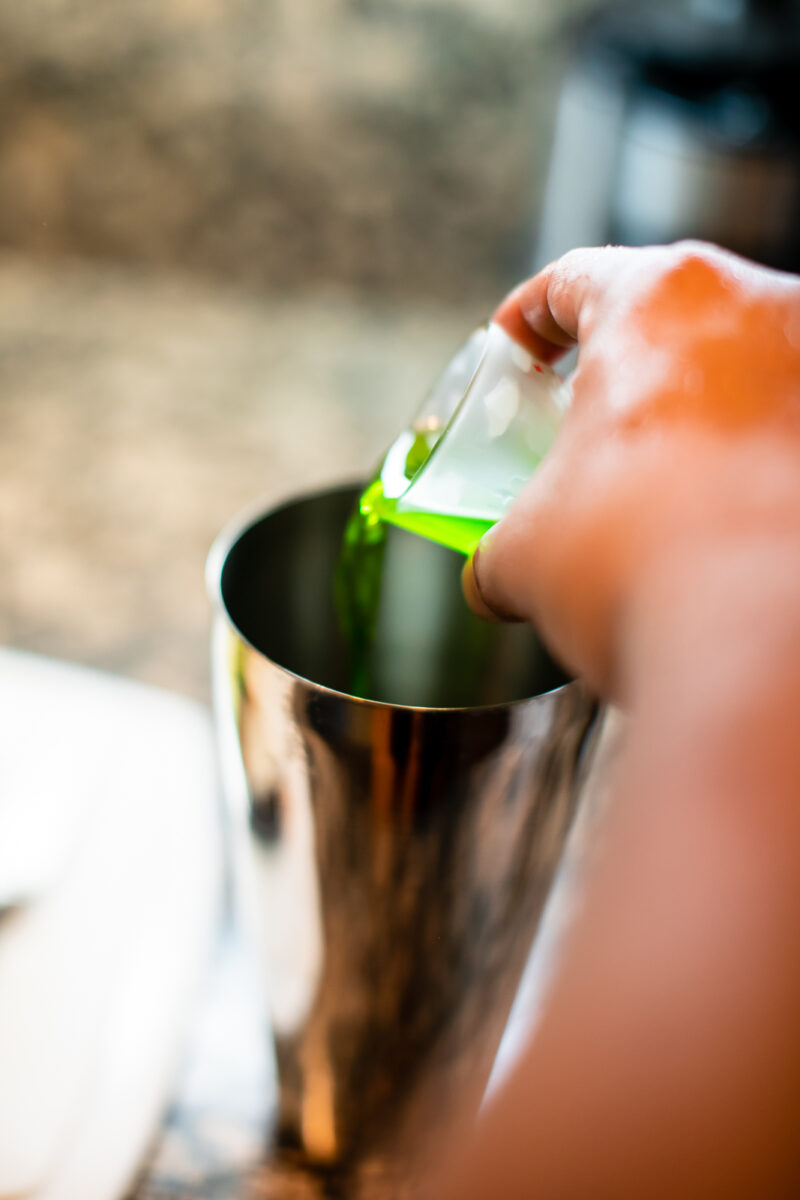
[359,478,492,558]
[333,493,388,698]
[335,423,492,696]
[360,423,492,557]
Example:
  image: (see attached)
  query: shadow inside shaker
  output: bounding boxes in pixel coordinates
[221,485,566,708]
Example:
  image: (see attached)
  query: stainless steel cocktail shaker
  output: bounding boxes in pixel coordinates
[207,484,600,1172]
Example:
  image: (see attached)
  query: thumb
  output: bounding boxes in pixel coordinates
[461,476,550,626]
[461,540,523,624]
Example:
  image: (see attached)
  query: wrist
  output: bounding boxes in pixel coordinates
[623,532,800,714]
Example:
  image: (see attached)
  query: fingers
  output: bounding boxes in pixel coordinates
[462,478,550,627]
[465,240,784,697]
[491,283,572,364]
[462,467,611,691]
[472,246,630,627]
[461,552,521,624]
[475,245,640,626]
[493,246,634,359]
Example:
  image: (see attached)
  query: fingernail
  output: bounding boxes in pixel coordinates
[463,536,525,623]
[462,542,502,622]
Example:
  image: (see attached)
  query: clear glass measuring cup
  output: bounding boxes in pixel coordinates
[360,322,571,556]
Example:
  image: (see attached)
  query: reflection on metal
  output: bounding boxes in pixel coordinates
[209,486,601,1170]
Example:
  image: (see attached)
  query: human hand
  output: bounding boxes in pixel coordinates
[441,242,800,1200]
[465,241,800,696]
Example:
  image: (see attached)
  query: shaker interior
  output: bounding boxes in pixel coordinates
[220,485,566,708]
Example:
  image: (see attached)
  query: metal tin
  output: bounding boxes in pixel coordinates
[207,484,599,1170]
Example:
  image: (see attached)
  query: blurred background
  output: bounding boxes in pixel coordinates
[2,0,799,700]
[0,0,593,699]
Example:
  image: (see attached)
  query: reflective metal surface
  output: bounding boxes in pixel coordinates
[208,485,599,1172]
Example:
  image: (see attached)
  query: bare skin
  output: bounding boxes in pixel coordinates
[435,242,800,1198]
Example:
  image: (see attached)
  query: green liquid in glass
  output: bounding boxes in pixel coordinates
[359,423,491,557]
[335,421,495,696]
[334,491,388,698]
[359,478,492,558]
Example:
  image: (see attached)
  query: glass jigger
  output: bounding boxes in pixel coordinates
[365,322,571,556]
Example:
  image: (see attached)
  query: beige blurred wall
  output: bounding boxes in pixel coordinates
[0,0,598,698]
[0,0,596,300]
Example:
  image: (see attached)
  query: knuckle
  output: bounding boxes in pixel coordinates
[635,240,734,318]
[546,265,572,319]
[546,246,601,325]
[660,239,728,289]
[549,245,622,331]
[673,237,716,261]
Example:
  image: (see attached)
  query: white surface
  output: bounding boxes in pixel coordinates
[0,653,108,906]
[0,650,221,1200]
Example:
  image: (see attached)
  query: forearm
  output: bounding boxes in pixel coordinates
[437,541,800,1199]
